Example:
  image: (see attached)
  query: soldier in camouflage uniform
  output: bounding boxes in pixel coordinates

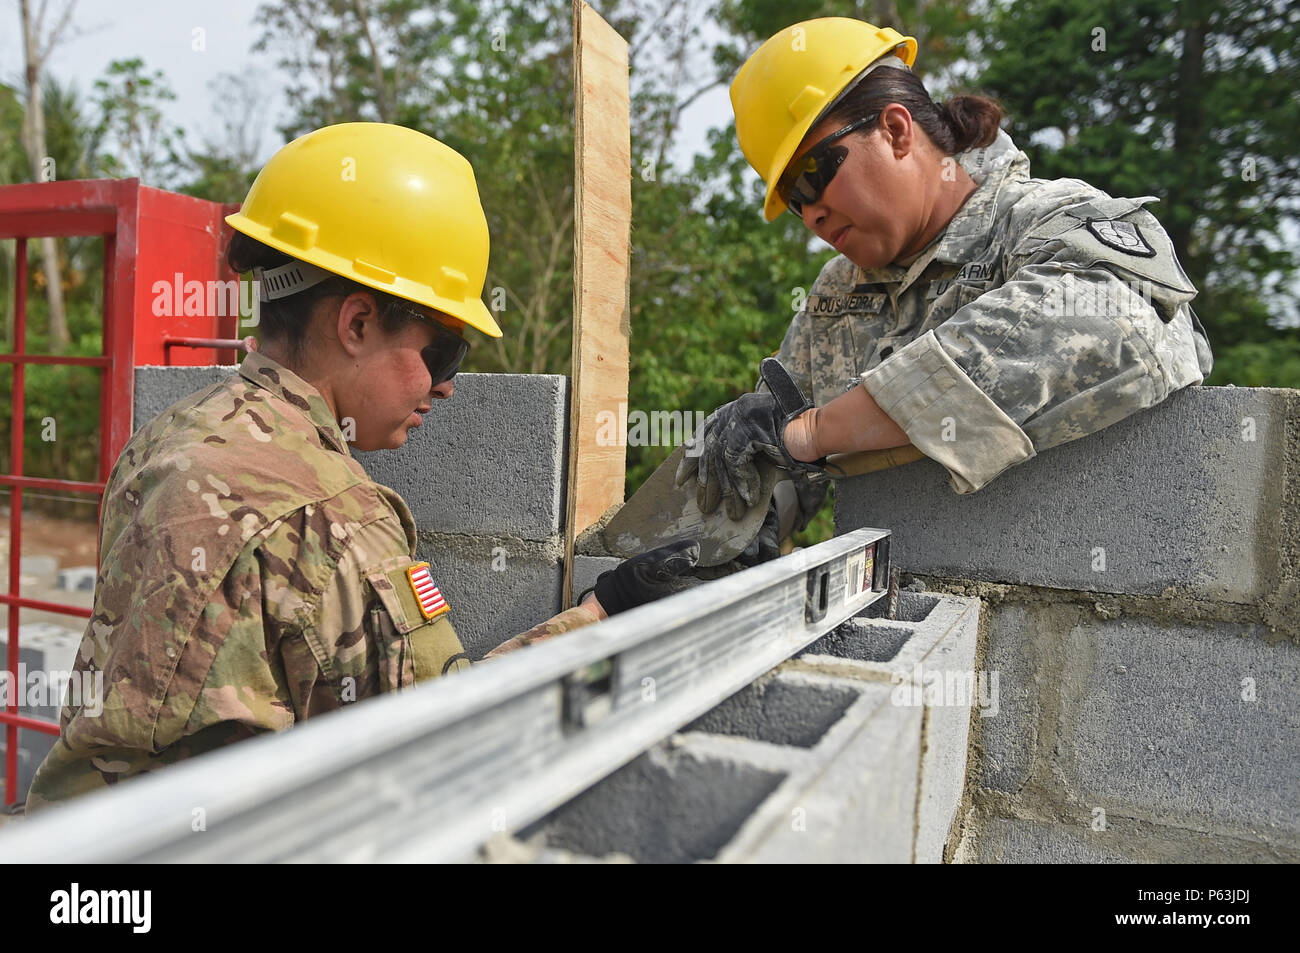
[679,18,1212,543]
[26,124,694,810]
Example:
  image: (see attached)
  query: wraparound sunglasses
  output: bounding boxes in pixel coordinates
[394,303,470,385]
[778,113,880,217]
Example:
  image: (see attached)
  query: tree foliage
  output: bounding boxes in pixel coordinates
[977,0,1300,385]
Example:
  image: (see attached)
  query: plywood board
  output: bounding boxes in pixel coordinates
[564,0,631,607]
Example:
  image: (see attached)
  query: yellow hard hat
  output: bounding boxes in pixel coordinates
[730,18,917,221]
[226,122,501,337]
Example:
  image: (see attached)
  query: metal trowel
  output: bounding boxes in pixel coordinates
[602,358,926,567]
[602,444,779,567]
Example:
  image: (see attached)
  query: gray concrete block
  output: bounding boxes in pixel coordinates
[570,555,621,603]
[416,532,564,660]
[684,672,859,748]
[719,681,921,863]
[355,374,567,540]
[133,365,237,431]
[914,617,980,863]
[835,386,1300,609]
[968,603,1043,796]
[968,597,1300,848]
[522,742,788,863]
[0,640,64,800]
[791,592,982,862]
[134,368,569,542]
[972,815,1300,864]
[1062,616,1300,844]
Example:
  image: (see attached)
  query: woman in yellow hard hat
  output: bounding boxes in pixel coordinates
[26,122,697,810]
[679,17,1212,555]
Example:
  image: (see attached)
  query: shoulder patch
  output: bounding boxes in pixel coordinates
[1086,218,1155,257]
[406,562,450,620]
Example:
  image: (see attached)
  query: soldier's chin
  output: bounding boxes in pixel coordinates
[352,429,409,452]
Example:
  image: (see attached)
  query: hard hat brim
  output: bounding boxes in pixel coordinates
[226,211,504,338]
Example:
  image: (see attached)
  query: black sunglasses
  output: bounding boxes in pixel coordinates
[395,303,470,385]
[778,114,879,217]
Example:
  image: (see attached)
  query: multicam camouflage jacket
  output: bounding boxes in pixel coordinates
[773,130,1214,494]
[26,350,597,810]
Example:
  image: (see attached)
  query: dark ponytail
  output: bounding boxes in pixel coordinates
[822,66,1003,155]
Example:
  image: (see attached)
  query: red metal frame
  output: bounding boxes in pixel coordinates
[0,179,240,806]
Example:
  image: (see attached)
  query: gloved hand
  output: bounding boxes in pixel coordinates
[726,473,826,573]
[676,392,800,521]
[593,539,700,616]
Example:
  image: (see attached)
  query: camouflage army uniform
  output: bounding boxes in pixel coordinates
[775,130,1214,493]
[26,350,597,810]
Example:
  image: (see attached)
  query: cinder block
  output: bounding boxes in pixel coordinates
[133,369,569,542]
[971,815,1300,864]
[133,365,237,430]
[521,675,923,863]
[570,555,621,604]
[1060,616,1300,844]
[416,532,564,660]
[522,742,788,863]
[0,637,66,800]
[355,374,567,540]
[968,599,1300,847]
[792,592,982,862]
[966,602,1042,797]
[684,672,859,748]
[718,681,921,863]
[835,386,1300,609]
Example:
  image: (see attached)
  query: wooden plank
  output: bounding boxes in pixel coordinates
[564,0,631,608]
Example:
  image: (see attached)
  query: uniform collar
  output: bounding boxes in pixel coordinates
[237,349,351,455]
[852,130,1030,287]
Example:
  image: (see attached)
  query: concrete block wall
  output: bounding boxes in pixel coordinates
[834,385,1300,863]
[134,366,570,659]
[492,590,980,863]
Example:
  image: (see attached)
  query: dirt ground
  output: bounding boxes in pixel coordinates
[0,505,99,568]
[0,504,98,626]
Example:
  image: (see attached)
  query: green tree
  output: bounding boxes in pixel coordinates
[977,0,1300,386]
[92,57,185,186]
[0,75,109,493]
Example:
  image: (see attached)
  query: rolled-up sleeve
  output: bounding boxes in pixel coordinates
[861,328,1035,493]
[862,212,1209,494]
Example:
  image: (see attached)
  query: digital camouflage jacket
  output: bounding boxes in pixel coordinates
[774,130,1214,493]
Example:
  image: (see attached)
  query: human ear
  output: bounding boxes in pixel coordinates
[879,103,914,158]
[336,291,379,358]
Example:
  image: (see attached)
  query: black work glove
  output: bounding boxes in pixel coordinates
[594,539,700,616]
[675,392,793,521]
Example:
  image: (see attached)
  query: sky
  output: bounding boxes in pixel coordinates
[0,0,726,171]
[1,0,285,159]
